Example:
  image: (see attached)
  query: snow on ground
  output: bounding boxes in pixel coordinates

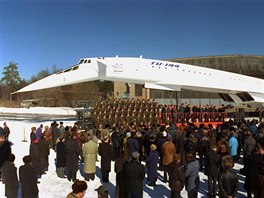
[0,107,247,198]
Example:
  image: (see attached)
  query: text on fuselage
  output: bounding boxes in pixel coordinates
[151,61,180,68]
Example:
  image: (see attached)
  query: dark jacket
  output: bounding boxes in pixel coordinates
[2,161,19,198]
[114,157,128,198]
[38,137,50,170]
[168,161,185,191]
[30,132,37,143]
[198,136,210,156]
[243,135,256,159]
[244,152,262,193]
[19,164,39,198]
[98,141,112,172]
[205,151,221,177]
[29,142,41,175]
[146,149,159,182]
[127,137,139,154]
[65,138,81,172]
[184,138,197,157]
[56,140,66,167]
[125,160,145,197]
[218,169,238,198]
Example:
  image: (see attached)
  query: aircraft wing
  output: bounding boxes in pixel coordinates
[144,83,181,91]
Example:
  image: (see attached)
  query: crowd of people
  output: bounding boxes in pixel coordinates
[0,99,264,198]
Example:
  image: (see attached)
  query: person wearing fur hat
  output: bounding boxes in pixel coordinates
[168,154,185,198]
[124,151,145,198]
[95,185,109,198]
[19,155,39,198]
[1,153,19,198]
[146,144,159,187]
[218,155,238,198]
[98,135,112,183]
[205,145,221,198]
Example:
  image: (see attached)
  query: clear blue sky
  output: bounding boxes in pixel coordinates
[1,0,263,80]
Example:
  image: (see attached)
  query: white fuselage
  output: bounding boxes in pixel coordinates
[16,57,264,104]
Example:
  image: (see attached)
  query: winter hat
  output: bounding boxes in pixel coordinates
[223,156,234,169]
[131,151,140,159]
[126,132,131,138]
[23,155,32,164]
[95,185,108,197]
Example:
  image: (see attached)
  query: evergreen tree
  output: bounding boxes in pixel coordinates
[1,62,21,93]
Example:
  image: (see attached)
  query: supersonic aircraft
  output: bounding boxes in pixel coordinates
[16,57,264,104]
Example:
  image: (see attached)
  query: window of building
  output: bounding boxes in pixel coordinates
[135,84,143,96]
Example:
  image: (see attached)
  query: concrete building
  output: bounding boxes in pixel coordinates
[114,55,264,105]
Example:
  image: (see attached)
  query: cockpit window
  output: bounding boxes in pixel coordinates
[79,59,84,64]
[79,59,91,64]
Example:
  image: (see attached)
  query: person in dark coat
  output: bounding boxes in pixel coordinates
[127,133,139,156]
[51,122,59,150]
[184,133,198,159]
[144,134,157,157]
[99,136,112,183]
[111,128,121,161]
[205,145,221,198]
[38,134,50,174]
[2,153,19,198]
[157,130,168,170]
[124,151,145,198]
[218,155,238,198]
[114,150,128,198]
[3,122,10,141]
[0,132,11,181]
[257,164,264,198]
[168,154,185,198]
[56,134,66,178]
[184,153,200,198]
[244,144,262,198]
[29,137,41,179]
[36,124,43,140]
[146,144,159,187]
[30,126,37,143]
[135,131,144,162]
[19,155,39,198]
[65,134,81,182]
[243,131,256,164]
[197,130,210,171]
